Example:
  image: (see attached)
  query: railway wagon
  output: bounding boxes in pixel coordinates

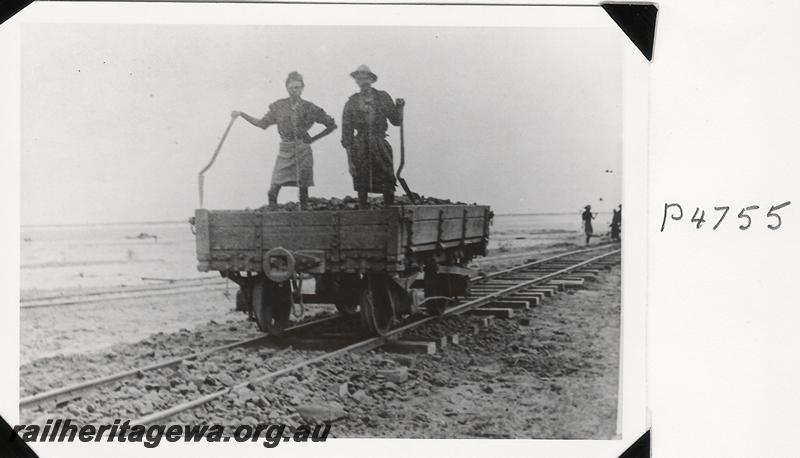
[192,204,492,335]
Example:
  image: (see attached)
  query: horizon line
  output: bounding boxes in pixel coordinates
[21,209,618,228]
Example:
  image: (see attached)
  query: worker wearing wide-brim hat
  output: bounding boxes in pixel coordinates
[341,64,405,208]
[350,64,378,82]
[233,71,337,210]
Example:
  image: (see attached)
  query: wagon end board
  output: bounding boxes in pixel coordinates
[196,208,403,272]
[194,209,211,270]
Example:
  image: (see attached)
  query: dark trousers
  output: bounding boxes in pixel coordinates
[357,190,394,209]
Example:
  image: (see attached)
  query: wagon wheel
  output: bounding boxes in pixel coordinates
[424,270,452,316]
[359,273,395,336]
[251,277,292,336]
[334,275,360,316]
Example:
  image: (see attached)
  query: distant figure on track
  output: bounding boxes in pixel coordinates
[610,204,622,242]
[582,205,596,245]
[341,65,405,209]
[233,71,337,210]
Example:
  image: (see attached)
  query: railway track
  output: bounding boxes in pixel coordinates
[19,314,343,411]
[19,244,602,310]
[20,277,227,309]
[20,244,619,425]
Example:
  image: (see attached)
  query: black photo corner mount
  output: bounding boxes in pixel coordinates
[0,0,33,26]
[0,415,40,458]
[619,430,651,458]
[602,3,658,61]
[1,2,659,58]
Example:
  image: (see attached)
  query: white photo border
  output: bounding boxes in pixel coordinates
[0,2,649,456]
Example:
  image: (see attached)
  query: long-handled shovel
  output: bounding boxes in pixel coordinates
[198,114,237,208]
[396,104,419,204]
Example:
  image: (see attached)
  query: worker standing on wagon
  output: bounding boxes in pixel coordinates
[341,65,405,208]
[582,205,596,245]
[232,71,337,210]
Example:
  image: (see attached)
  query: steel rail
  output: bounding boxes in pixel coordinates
[19,314,342,409]
[20,284,229,310]
[471,243,615,283]
[21,277,224,304]
[449,249,619,315]
[129,247,620,425]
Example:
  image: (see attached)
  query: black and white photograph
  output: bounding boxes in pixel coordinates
[2,3,651,456]
[6,1,800,457]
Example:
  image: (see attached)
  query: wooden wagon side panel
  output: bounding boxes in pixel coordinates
[400,205,491,253]
[208,211,261,226]
[207,250,261,271]
[259,211,391,251]
[196,205,489,274]
[261,211,335,227]
[257,209,397,272]
[200,210,261,272]
[261,225,332,251]
[209,225,258,250]
[330,210,396,271]
[339,227,390,250]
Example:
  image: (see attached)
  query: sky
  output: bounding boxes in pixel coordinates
[21,24,622,225]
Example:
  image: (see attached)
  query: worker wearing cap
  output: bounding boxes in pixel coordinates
[341,65,405,208]
[233,71,337,210]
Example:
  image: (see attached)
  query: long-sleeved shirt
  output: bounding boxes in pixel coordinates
[341,88,402,148]
[259,97,336,142]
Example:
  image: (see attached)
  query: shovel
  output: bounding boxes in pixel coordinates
[396,103,419,204]
[198,114,237,208]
